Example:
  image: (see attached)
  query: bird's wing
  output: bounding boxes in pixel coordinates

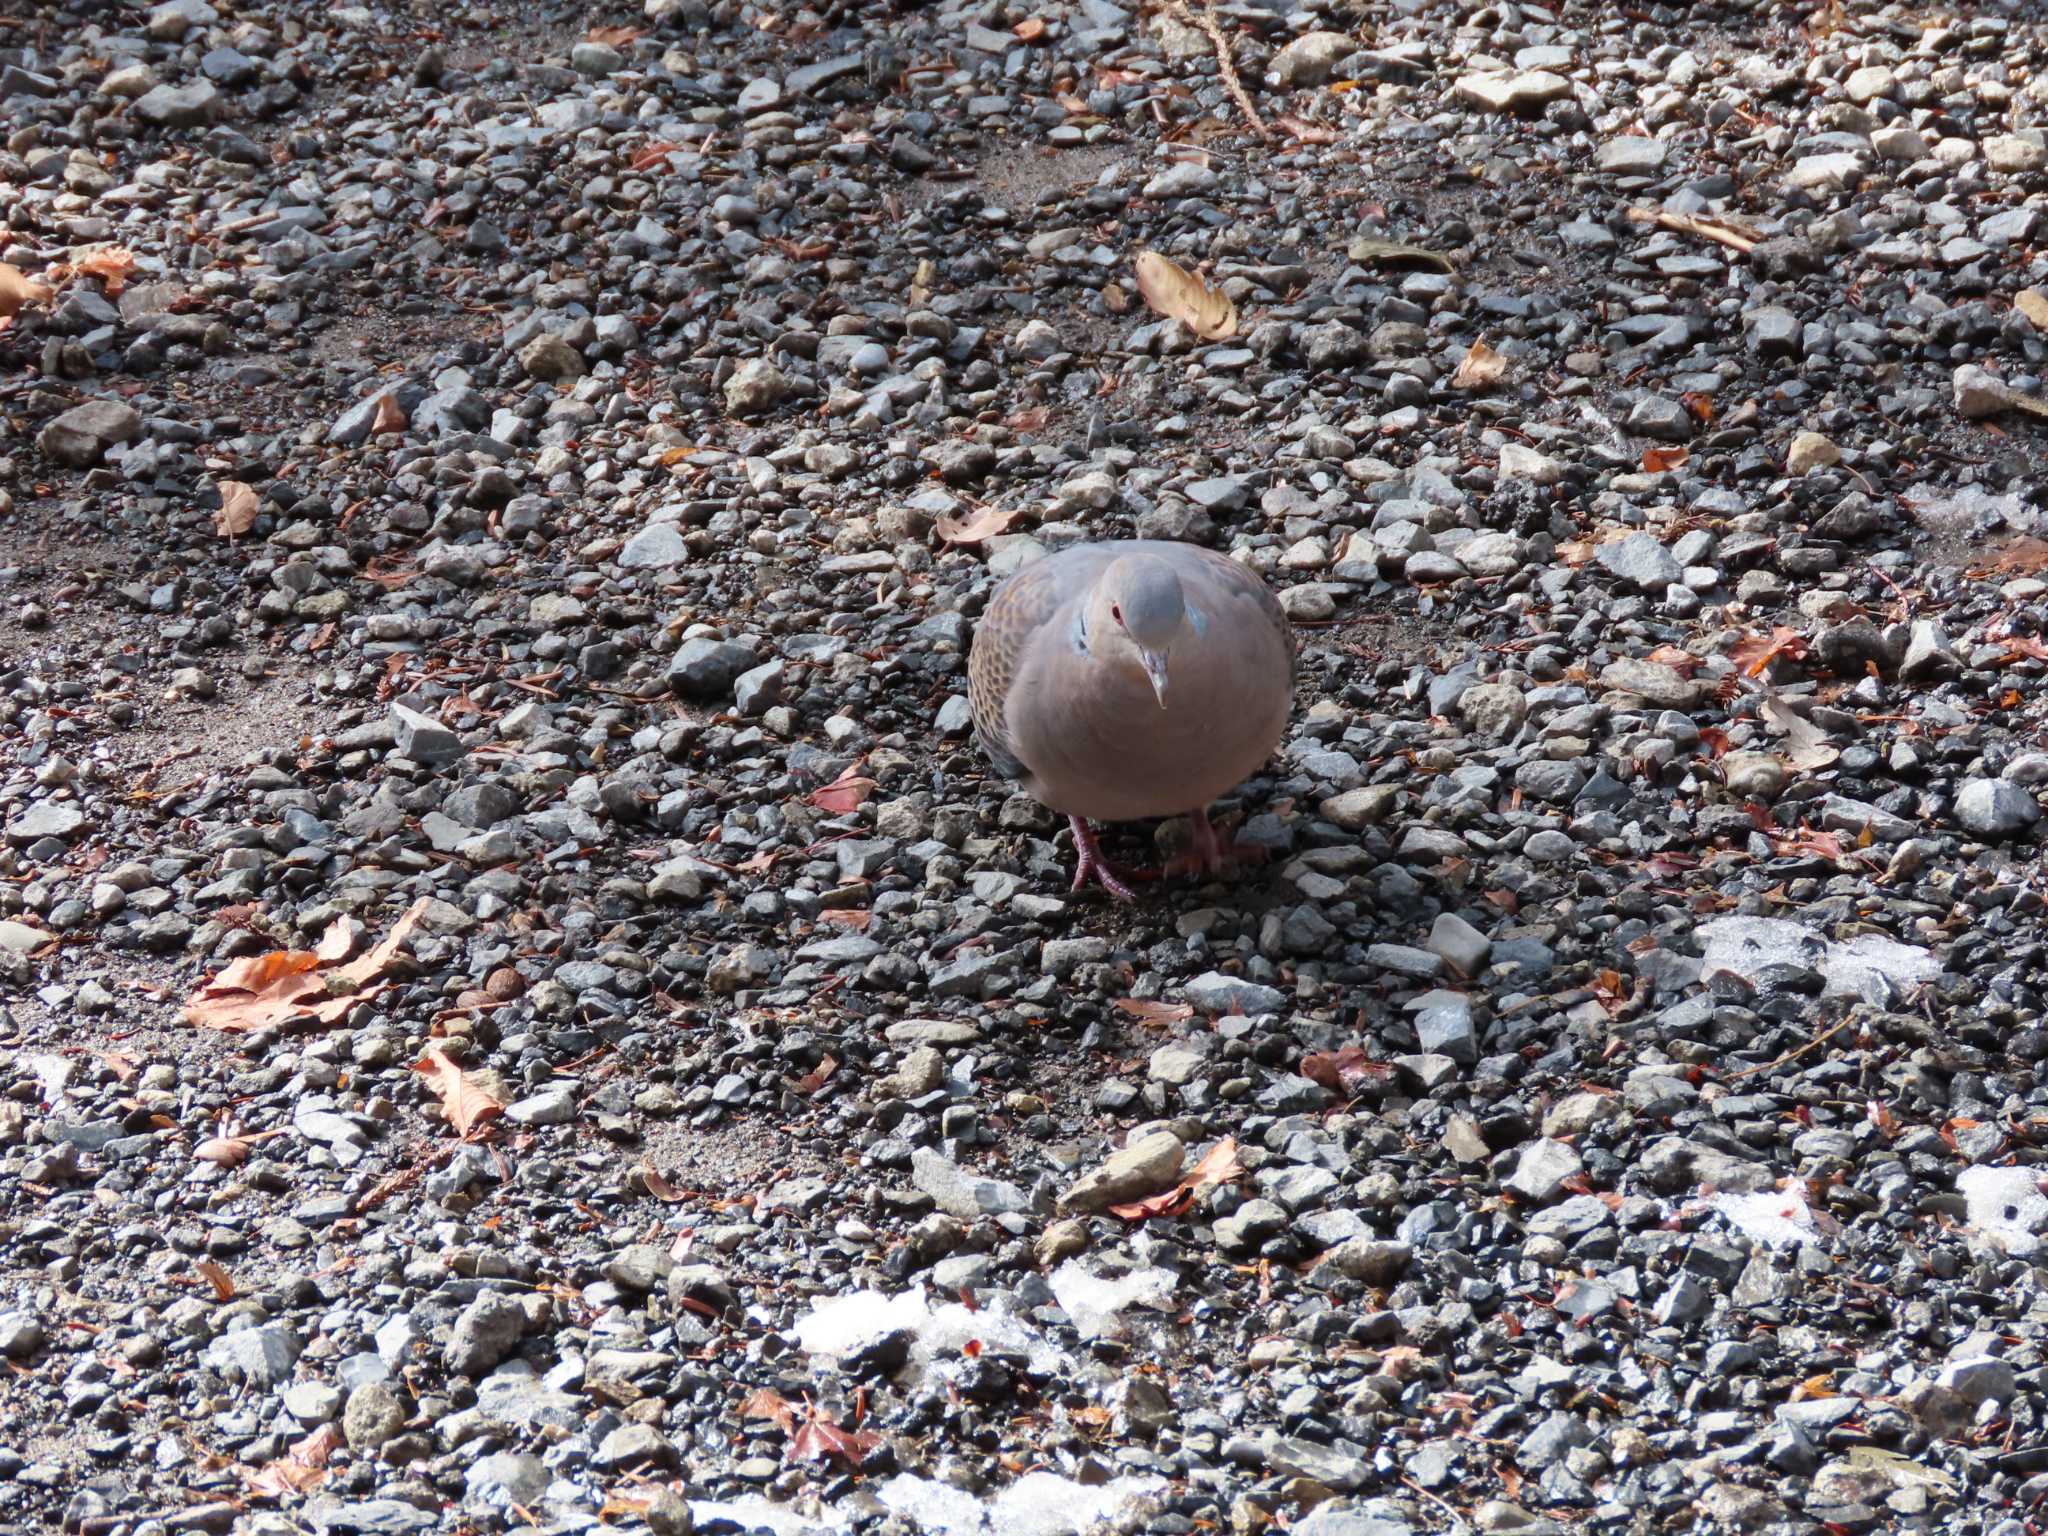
[1181,545,1297,689]
[968,553,1083,783]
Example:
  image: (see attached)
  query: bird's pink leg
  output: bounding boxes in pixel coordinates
[1165,806,1270,881]
[1067,815,1140,901]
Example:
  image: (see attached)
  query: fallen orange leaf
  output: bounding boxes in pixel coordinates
[412,1046,506,1137]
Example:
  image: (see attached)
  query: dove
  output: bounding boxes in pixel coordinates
[968,540,1295,898]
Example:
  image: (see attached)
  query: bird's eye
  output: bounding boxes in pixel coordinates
[1110,604,1123,625]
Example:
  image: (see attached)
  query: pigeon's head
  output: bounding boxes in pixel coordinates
[1094,554,1185,709]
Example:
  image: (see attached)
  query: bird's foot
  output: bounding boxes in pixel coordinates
[1163,806,1268,881]
[1067,816,1148,901]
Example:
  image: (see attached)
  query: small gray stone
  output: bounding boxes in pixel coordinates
[1185,971,1285,1016]
[445,1293,526,1377]
[1899,619,1961,683]
[1321,1237,1413,1284]
[668,637,756,698]
[389,703,464,767]
[133,80,223,127]
[912,1146,1028,1219]
[38,400,142,467]
[1269,30,1351,88]
[595,1421,681,1471]
[725,357,790,415]
[1953,779,2040,840]
[7,802,85,846]
[1506,1139,1583,1204]
[1596,136,1670,174]
[1059,1130,1186,1212]
[1426,913,1491,977]
[465,1453,549,1509]
[205,1322,303,1387]
[343,1381,408,1452]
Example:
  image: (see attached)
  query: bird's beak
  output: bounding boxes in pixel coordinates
[1140,648,1171,710]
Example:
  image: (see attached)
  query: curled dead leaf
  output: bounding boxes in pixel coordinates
[1758,695,1841,773]
[1346,237,1454,273]
[934,504,1024,544]
[214,479,259,540]
[196,1135,252,1167]
[1133,250,1238,340]
[1108,1136,1242,1220]
[370,392,408,436]
[809,763,878,814]
[1450,339,1508,391]
[412,1045,507,1136]
[631,141,684,171]
[196,1258,236,1300]
[638,1164,686,1202]
[332,898,431,987]
[73,246,139,297]
[240,1423,342,1500]
[740,1386,799,1432]
[1112,998,1195,1027]
[1301,1045,1399,1094]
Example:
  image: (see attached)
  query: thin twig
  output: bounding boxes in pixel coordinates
[1727,1014,1853,1079]
[1170,0,1272,142]
[1625,205,1759,254]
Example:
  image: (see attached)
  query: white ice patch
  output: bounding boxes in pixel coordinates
[876,1472,1167,1536]
[791,1286,1064,1374]
[1696,916,1939,1002]
[1957,1166,2048,1256]
[1707,1187,1824,1248]
[1046,1261,1177,1340]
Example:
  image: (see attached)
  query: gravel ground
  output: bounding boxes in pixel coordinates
[6,0,2048,1533]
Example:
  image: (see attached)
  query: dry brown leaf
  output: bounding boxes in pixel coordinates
[240,1423,342,1500]
[934,504,1024,544]
[790,1410,881,1467]
[1133,250,1238,340]
[1450,339,1508,390]
[1758,695,1840,772]
[332,898,431,987]
[809,763,878,814]
[1347,237,1453,273]
[0,263,53,332]
[2018,289,2048,331]
[587,24,643,46]
[740,1387,799,1433]
[370,392,408,436]
[1112,998,1195,1027]
[1275,114,1340,144]
[196,1134,254,1167]
[74,246,138,296]
[1301,1046,1398,1095]
[183,950,328,1033]
[631,142,682,172]
[214,480,259,540]
[196,1258,236,1300]
[1012,16,1046,40]
[412,1045,506,1136]
[1641,445,1689,474]
[640,1164,686,1201]
[795,1054,839,1095]
[1729,625,1809,678]
[1109,1136,1241,1220]
[1979,536,2048,576]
